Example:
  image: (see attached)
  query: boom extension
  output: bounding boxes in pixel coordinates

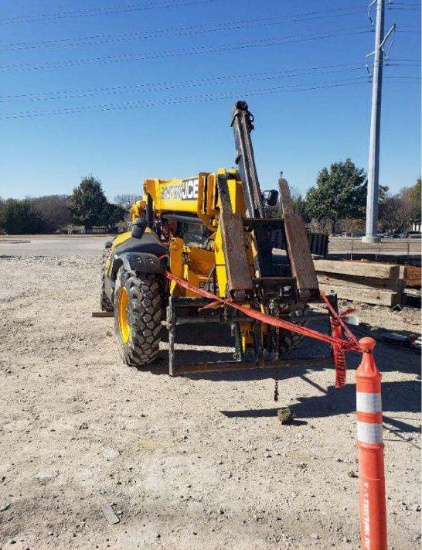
[231,101,264,219]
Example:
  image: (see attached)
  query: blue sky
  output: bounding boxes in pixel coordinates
[0,0,420,201]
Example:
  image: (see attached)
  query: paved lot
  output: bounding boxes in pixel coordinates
[329,236,420,260]
[1,234,419,261]
[0,235,112,257]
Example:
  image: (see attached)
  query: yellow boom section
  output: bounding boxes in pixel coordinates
[144,174,206,215]
[143,168,244,229]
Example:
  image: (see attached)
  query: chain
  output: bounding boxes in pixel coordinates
[273,322,280,402]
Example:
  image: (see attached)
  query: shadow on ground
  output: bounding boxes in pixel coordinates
[144,322,420,426]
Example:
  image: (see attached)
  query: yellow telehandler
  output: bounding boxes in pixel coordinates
[100,101,331,375]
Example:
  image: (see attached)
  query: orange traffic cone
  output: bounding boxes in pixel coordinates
[356,337,387,550]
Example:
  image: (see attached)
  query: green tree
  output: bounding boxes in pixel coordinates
[305,159,367,231]
[292,193,310,222]
[2,199,46,234]
[69,176,108,229]
[105,203,127,230]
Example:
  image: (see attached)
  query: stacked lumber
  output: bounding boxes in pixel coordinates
[313,260,405,306]
[403,266,421,288]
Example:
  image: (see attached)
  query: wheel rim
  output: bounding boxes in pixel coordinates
[117,287,130,343]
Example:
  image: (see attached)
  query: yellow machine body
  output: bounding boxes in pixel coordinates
[122,168,258,348]
[134,169,255,299]
[101,101,318,371]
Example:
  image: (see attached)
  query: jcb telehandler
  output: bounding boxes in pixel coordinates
[101,101,328,375]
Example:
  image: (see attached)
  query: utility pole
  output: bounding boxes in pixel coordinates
[363,0,394,243]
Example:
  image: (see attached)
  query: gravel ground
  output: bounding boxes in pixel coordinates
[0,241,420,550]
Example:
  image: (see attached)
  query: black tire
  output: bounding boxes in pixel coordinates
[114,267,162,368]
[100,250,114,312]
[278,303,309,355]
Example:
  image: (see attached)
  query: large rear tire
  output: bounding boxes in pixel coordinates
[114,267,162,368]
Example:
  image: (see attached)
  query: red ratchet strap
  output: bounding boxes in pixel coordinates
[320,291,360,347]
[164,270,358,351]
[322,295,359,388]
[330,318,347,388]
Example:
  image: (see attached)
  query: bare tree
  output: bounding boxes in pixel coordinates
[379,188,416,232]
[32,195,72,231]
[0,197,4,230]
[114,194,142,210]
[337,218,365,234]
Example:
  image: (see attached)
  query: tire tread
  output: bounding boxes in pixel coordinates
[114,269,162,368]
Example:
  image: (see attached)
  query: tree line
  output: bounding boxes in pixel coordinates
[0,166,420,235]
[291,159,420,234]
[0,176,141,235]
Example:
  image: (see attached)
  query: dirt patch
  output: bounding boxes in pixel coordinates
[1,253,420,549]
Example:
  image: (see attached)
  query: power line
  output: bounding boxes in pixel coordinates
[386,62,420,66]
[1,75,415,121]
[0,63,366,103]
[389,3,421,8]
[3,58,416,104]
[1,77,371,120]
[0,7,363,52]
[0,0,222,25]
[0,27,370,73]
[389,5,421,9]
[380,76,420,84]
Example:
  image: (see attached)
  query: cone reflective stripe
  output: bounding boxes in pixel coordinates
[356,337,387,550]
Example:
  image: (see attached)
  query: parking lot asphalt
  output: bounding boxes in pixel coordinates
[0,235,111,257]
